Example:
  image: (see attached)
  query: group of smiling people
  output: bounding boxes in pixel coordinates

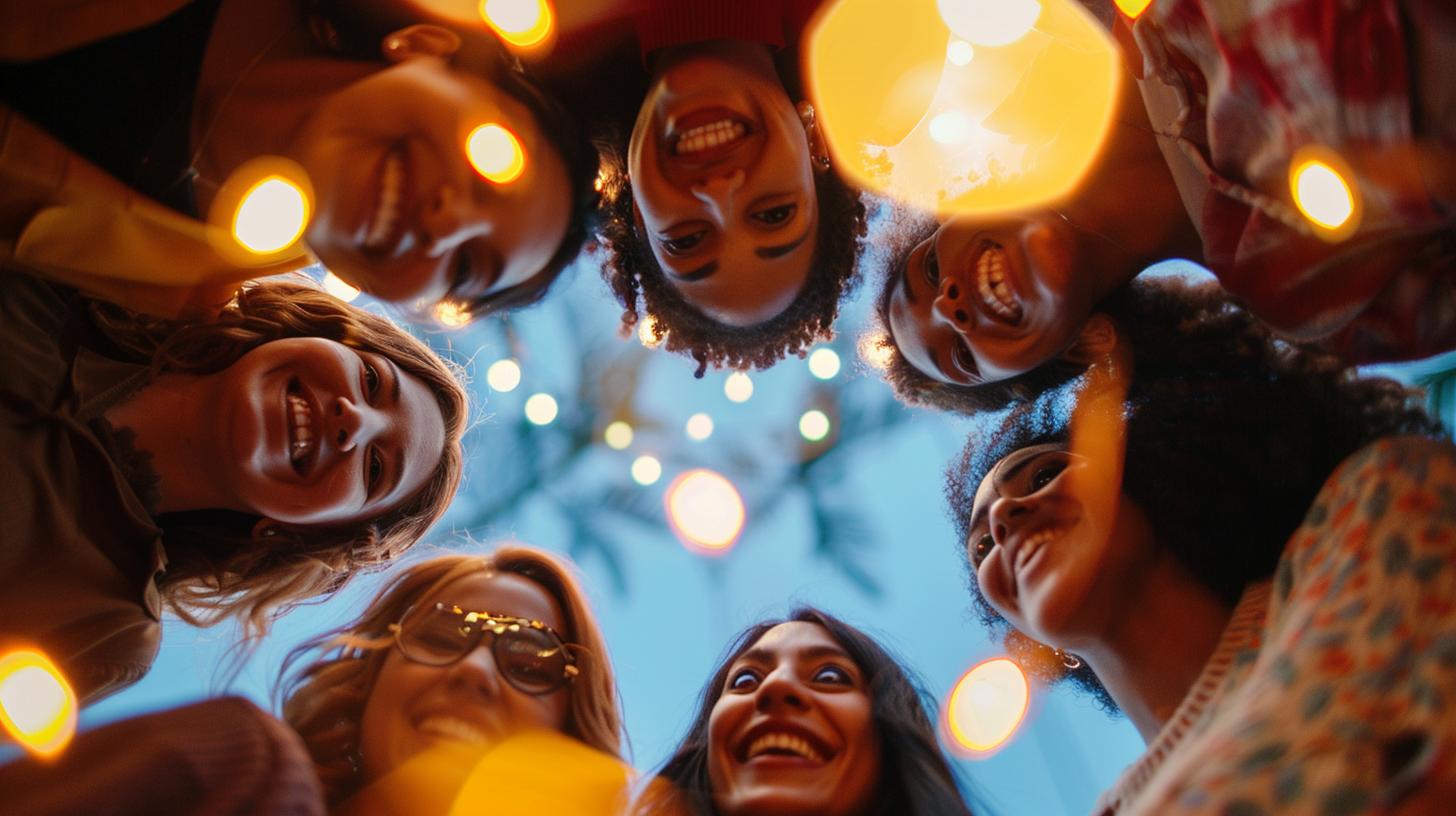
[2,0,1456,813]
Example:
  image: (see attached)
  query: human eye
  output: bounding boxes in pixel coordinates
[365,446,384,493]
[362,360,381,401]
[971,533,995,569]
[1029,459,1068,492]
[922,241,941,286]
[660,229,708,256]
[727,667,762,693]
[951,341,979,378]
[751,204,796,226]
[811,664,853,685]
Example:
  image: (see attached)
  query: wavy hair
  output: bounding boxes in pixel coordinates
[278,549,624,806]
[91,278,467,645]
[639,607,973,816]
[943,278,1442,705]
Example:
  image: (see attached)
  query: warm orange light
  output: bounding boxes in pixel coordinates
[480,0,554,48]
[466,124,526,184]
[638,315,665,347]
[434,301,472,327]
[858,332,895,370]
[945,657,1029,755]
[0,650,78,759]
[1289,146,1360,240]
[665,469,746,555]
[208,156,315,262]
[1114,0,1154,17]
[321,271,361,302]
[807,0,1121,218]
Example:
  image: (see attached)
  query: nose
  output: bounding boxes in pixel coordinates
[420,184,491,254]
[690,169,745,223]
[753,668,809,713]
[932,275,973,329]
[988,494,1036,548]
[445,640,504,698]
[330,397,386,452]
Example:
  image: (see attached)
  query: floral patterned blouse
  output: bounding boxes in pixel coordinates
[1098,435,1456,815]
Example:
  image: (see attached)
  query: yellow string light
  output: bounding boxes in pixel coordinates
[466,124,526,185]
[0,649,77,759]
[480,0,554,49]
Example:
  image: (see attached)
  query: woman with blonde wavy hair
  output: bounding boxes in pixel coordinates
[0,270,467,705]
[279,548,624,810]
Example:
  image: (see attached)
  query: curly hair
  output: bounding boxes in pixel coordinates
[596,142,866,377]
[91,278,467,645]
[278,549,624,806]
[307,0,599,319]
[942,277,1442,706]
[637,607,973,816]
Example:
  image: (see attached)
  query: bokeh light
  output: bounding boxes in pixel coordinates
[938,0,1041,47]
[929,110,972,145]
[480,0,554,48]
[946,657,1030,755]
[1114,0,1154,17]
[724,372,754,403]
[799,410,832,442]
[604,421,634,450]
[467,124,526,184]
[434,301,471,328]
[947,39,974,66]
[685,413,715,441]
[638,315,665,347]
[321,271,360,302]
[858,332,895,370]
[665,469,746,555]
[0,649,77,759]
[1289,148,1359,238]
[808,348,843,380]
[524,393,558,425]
[486,359,522,392]
[631,455,663,486]
[233,176,309,254]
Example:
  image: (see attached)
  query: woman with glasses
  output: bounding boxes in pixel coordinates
[635,606,972,816]
[0,0,597,320]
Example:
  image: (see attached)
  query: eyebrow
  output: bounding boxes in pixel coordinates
[966,451,1042,538]
[755,223,813,259]
[671,261,719,282]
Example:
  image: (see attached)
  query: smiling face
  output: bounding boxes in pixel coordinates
[358,571,572,781]
[628,43,821,326]
[966,443,1154,646]
[285,44,571,306]
[216,337,446,527]
[707,621,881,816]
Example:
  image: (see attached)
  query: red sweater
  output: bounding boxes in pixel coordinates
[635,0,822,61]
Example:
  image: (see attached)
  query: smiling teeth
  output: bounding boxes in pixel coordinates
[746,732,824,763]
[975,247,1021,322]
[418,717,489,746]
[287,393,315,465]
[1022,527,1066,550]
[674,119,747,155]
[364,150,404,251]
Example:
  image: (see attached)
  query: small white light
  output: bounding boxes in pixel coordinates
[724,372,754,403]
[631,455,663,486]
[638,315,665,347]
[321,272,360,302]
[524,393,558,425]
[434,301,471,328]
[808,348,842,380]
[486,359,522,392]
[799,410,831,442]
[604,421,634,450]
[858,333,895,370]
[685,413,714,441]
[947,39,975,66]
[930,110,972,145]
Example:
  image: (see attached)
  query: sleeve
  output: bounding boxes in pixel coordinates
[0,697,326,816]
[635,0,789,61]
[1133,436,1456,815]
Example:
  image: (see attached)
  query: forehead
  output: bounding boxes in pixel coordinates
[388,365,448,507]
[970,443,1066,514]
[744,621,844,661]
[424,571,565,631]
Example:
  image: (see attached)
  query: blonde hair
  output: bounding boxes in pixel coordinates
[277,549,624,805]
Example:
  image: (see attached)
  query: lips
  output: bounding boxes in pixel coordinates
[735,721,835,766]
[415,715,491,747]
[1008,525,1068,589]
[285,377,319,476]
[971,241,1023,325]
[666,107,756,164]
[362,143,409,256]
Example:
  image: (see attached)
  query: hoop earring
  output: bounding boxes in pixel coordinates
[1054,648,1083,670]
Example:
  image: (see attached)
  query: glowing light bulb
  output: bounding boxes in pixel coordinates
[685,413,714,441]
[321,272,360,302]
[929,110,974,145]
[524,393,558,425]
[947,39,975,66]
[858,332,895,370]
[467,124,526,184]
[233,176,309,254]
[724,372,754,403]
[665,469,746,555]
[604,421,634,450]
[0,650,77,759]
[486,359,522,392]
[481,0,554,48]
[1114,0,1154,17]
[631,455,662,486]
[434,301,471,327]
[946,657,1030,754]
[808,347,842,379]
[638,315,665,347]
[799,410,832,442]
[1290,149,1358,236]
[938,0,1041,48]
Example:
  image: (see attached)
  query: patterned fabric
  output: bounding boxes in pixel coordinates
[1104,436,1456,814]
[1132,0,1456,363]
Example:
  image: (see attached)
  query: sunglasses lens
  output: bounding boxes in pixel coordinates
[398,607,472,665]
[496,627,568,694]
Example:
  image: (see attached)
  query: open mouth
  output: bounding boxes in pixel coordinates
[363,143,408,254]
[973,242,1023,325]
[285,378,319,476]
[673,118,749,156]
[416,716,491,747]
[1013,525,1067,577]
[736,725,834,766]
[667,107,756,163]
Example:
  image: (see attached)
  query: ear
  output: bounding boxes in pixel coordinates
[381,24,463,63]
[1060,313,1119,365]
[796,100,832,175]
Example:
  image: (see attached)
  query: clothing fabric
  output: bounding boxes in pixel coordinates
[0,271,167,705]
[635,0,821,62]
[1131,0,1456,364]
[0,697,326,815]
[1098,436,1456,814]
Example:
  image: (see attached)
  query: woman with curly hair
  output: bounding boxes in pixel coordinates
[280,549,625,810]
[0,270,466,705]
[592,0,867,378]
[636,606,972,816]
[946,280,1454,812]
[0,0,599,320]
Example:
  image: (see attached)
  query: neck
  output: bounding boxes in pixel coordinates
[1075,553,1233,742]
[103,373,236,515]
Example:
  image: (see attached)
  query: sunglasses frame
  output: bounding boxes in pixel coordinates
[387,602,580,695]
